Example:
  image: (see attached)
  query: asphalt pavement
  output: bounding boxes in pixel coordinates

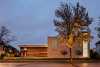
[0,62,100,67]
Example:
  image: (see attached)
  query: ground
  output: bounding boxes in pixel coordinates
[0,62,100,67]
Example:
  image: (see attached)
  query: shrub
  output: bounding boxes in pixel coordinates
[0,53,6,59]
[90,50,100,59]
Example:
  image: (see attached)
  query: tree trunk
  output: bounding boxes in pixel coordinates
[69,48,72,63]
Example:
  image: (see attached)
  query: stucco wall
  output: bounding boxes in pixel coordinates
[48,36,85,58]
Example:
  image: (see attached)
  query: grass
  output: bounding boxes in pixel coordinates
[0,57,100,63]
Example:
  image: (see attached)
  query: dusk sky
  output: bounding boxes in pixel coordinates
[0,0,100,49]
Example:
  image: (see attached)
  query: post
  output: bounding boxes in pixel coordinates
[69,48,72,63]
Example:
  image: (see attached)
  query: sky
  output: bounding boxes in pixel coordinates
[0,0,100,49]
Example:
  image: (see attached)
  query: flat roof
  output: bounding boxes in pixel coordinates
[18,44,48,48]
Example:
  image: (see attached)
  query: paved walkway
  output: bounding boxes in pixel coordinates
[0,62,100,67]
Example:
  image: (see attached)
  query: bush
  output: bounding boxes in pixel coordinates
[0,53,6,59]
[90,50,100,59]
[76,50,82,55]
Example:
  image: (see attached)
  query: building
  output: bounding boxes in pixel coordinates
[19,31,90,58]
[18,45,48,57]
[18,26,90,58]
[47,25,90,58]
[48,33,90,58]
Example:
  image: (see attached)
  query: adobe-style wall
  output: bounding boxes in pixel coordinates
[48,36,86,58]
[48,37,70,58]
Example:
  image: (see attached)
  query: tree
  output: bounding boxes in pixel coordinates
[54,2,92,63]
[90,49,100,59]
[95,17,100,58]
[96,17,100,38]
[0,26,19,57]
[0,26,15,44]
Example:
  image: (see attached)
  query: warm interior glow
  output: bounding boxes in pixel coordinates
[83,41,89,57]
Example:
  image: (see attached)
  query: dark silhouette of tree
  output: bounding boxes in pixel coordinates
[90,49,100,59]
[0,26,19,57]
[95,18,100,58]
[0,26,15,44]
[54,2,92,37]
[96,17,100,38]
[53,2,92,62]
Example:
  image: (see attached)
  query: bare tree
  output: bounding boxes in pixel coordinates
[54,2,92,63]
[54,2,92,37]
[96,17,100,38]
[0,26,19,57]
[0,26,15,45]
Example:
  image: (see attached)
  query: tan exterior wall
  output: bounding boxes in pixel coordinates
[48,37,70,58]
[48,36,87,58]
